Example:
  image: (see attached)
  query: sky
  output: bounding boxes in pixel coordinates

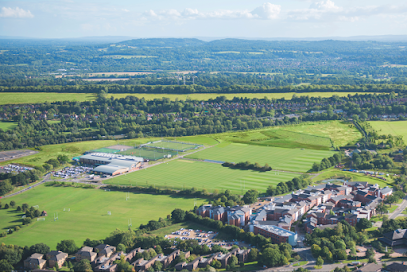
[0,0,406,39]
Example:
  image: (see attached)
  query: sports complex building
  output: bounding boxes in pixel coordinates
[74,140,203,176]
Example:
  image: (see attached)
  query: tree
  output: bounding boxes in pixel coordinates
[376,203,388,215]
[57,240,78,255]
[153,261,162,271]
[0,260,14,272]
[356,218,372,230]
[74,259,92,272]
[9,201,15,208]
[228,255,238,268]
[171,209,186,223]
[386,195,398,207]
[114,255,134,272]
[311,244,322,257]
[4,203,9,209]
[30,243,50,255]
[259,247,282,267]
[242,190,259,204]
[22,203,29,212]
[316,256,324,266]
[248,248,258,261]
[16,206,21,212]
[211,259,222,269]
[117,243,126,252]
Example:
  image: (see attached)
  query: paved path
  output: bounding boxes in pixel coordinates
[2,174,50,198]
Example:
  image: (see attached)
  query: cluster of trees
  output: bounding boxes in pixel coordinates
[0,169,41,196]
[311,153,343,172]
[306,221,370,262]
[266,174,311,196]
[351,151,395,170]
[222,161,272,172]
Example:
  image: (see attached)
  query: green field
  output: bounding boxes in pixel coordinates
[0,93,96,105]
[281,121,361,147]
[104,159,300,194]
[145,140,201,151]
[0,121,18,131]
[369,121,407,141]
[186,143,335,172]
[0,92,377,105]
[195,121,360,150]
[0,185,206,249]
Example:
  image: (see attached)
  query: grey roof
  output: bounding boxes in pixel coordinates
[381,187,393,195]
[386,262,407,272]
[93,164,128,174]
[384,229,407,241]
[81,153,143,164]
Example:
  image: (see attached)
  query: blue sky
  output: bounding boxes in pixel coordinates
[0,0,406,39]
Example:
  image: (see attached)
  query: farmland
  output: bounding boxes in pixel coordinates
[0,184,206,249]
[369,121,407,142]
[0,92,376,105]
[186,143,335,172]
[0,121,18,131]
[0,92,96,105]
[105,159,300,194]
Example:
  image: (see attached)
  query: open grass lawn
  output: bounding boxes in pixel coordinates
[0,93,96,105]
[0,184,206,249]
[0,121,18,131]
[186,143,335,172]
[191,121,360,151]
[312,168,393,188]
[145,222,215,238]
[281,121,361,148]
[369,121,407,141]
[104,160,300,194]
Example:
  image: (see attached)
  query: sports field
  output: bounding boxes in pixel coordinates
[105,160,299,194]
[186,143,335,172]
[0,185,206,249]
[144,140,201,151]
[0,121,18,131]
[369,121,407,141]
[118,146,179,161]
[0,92,376,104]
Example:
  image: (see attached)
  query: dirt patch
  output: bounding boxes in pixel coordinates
[0,150,38,163]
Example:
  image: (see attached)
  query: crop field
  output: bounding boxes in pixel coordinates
[0,92,96,105]
[0,92,377,105]
[369,121,407,141]
[0,185,206,249]
[186,143,335,172]
[105,160,300,194]
[0,121,18,131]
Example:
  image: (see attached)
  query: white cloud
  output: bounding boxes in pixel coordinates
[288,0,407,22]
[143,3,281,21]
[252,3,281,19]
[0,7,34,18]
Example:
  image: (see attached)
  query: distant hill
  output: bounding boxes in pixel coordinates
[118,38,206,47]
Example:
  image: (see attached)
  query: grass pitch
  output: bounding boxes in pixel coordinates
[369,121,407,142]
[105,160,300,194]
[0,185,206,249]
[186,143,335,172]
[0,93,96,105]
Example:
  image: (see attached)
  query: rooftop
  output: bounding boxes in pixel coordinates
[255,224,296,237]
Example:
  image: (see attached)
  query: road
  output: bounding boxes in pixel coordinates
[2,174,50,198]
[389,196,407,219]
